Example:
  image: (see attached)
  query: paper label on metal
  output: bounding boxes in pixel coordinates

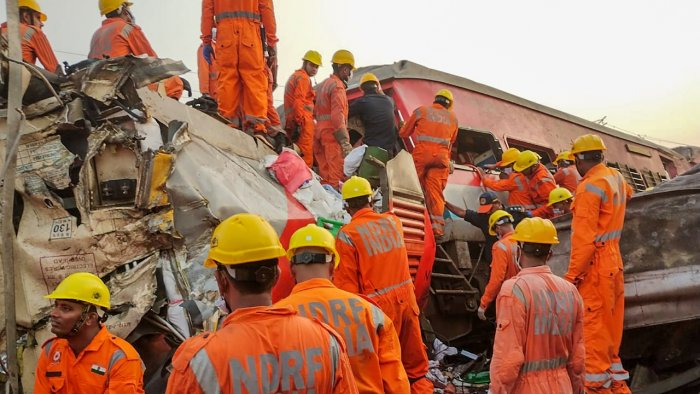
[17,135,74,189]
[49,217,73,240]
[39,253,97,293]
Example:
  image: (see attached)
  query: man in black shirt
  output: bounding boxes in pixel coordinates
[348,73,398,156]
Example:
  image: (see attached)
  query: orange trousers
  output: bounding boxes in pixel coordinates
[314,128,345,189]
[296,117,315,167]
[413,145,450,236]
[215,20,267,131]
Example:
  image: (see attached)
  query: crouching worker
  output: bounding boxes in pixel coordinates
[35,273,145,393]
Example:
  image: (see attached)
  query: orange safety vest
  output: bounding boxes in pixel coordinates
[284,69,315,128]
[88,18,157,59]
[479,231,519,310]
[314,74,348,132]
[553,166,581,195]
[483,172,537,210]
[200,0,277,47]
[398,103,458,150]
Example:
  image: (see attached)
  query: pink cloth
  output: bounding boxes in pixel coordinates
[269,150,312,194]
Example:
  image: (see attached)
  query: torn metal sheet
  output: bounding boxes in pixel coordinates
[16,133,76,190]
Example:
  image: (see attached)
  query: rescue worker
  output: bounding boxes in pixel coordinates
[1,0,59,73]
[565,134,633,393]
[553,150,581,194]
[196,42,218,99]
[89,0,157,59]
[276,224,410,393]
[490,217,585,393]
[35,272,145,393]
[335,176,433,393]
[348,73,399,156]
[477,147,537,210]
[314,49,355,189]
[166,214,358,393]
[512,150,557,218]
[284,50,321,167]
[477,210,518,321]
[201,0,277,134]
[547,186,574,218]
[399,89,458,237]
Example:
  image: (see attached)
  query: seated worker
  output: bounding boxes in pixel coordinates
[1,0,60,73]
[477,147,536,210]
[445,191,529,264]
[553,151,581,195]
[348,73,399,156]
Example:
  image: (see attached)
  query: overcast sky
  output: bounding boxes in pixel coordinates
[3,0,699,147]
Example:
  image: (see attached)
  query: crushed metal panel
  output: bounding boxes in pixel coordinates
[16,133,76,190]
[144,151,174,209]
[386,150,424,201]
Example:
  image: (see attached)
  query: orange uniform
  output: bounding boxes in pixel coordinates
[490,266,585,394]
[479,231,519,310]
[526,163,558,218]
[284,69,316,167]
[88,18,157,59]
[314,74,349,188]
[276,278,410,393]
[565,163,633,393]
[399,103,458,236]
[197,43,218,99]
[553,166,581,195]
[1,22,58,72]
[35,326,145,393]
[166,305,358,393]
[335,208,433,394]
[483,172,537,210]
[202,0,277,131]
[164,76,184,100]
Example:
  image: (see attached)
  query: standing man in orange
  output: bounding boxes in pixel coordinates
[512,150,557,218]
[477,147,536,210]
[399,89,458,238]
[284,50,321,167]
[201,0,276,134]
[167,214,358,393]
[335,176,433,393]
[89,0,157,59]
[565,134,633,394]
[553,150,581,194]
[35,273,145,393]
[276,224,410,393]
[197,43,218,99]
[490,217,585,393]
[1,0,59,73]
[314,49,355,189]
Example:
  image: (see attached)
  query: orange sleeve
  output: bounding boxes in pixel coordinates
[480,243,509,309]
[330,82,348,132]
[483,176,516,192]
[489,281,527,394]
[33,351,51,394]
[293,74,311,123]
[553,169,565,185]
[126,26,157,57]
[200,0,214,45]
[450,112,458,145]
[259,0,278,47]
[530,204,553,218]
[107,358,145,394]
[535,175,557,203]
[568,289,586,394]
[398,107,419,138]
[28,29,59,72]
[333,346,360,394]
[565,181,602,283]
[333,230,361,294]
[165,366,204,394]
[625,182,634,201]
[377,313,411,393]
[197,45,210,95]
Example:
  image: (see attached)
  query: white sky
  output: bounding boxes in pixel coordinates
[3,0,699,147]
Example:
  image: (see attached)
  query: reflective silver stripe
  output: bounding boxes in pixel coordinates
[585,183,608,203]
[23,27,36,41]
[191,349,222,394]
[612,371,630,381]
[415,135,450,146]
[367,279,412,298]
[563,168,570,176]
[610,362,624,370]
[520,356,567,373]
[514,176,525,191]
[215,11,261,22]
[337,230,354,247]
[121,23,133,38]
[595,229,622,243]
[43,339,55,357]
[303,105,313,112]
[328,334,340,389]
[316,114,332,121]
[497,242,508,252]
[369,304,385,332]
[108,350,125,374]
[586,372,612,387]
[511,283,527,306]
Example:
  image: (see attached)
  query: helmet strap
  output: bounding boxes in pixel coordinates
[68,304,92,337]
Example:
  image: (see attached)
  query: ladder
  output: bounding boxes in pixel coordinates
[430,245,479,314]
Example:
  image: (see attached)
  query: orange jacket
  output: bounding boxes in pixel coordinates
[34,326,144,394]
[490,266,585,394]
[88,18,157,59]
[164,76,184,100]
[275,278,409,394]
[166,305,358,394]
[399,103,458,151]
[315,74,348,132]
[284,69,315,128]
[565,163,633,283]
[479,231,519,309]
[201,0,277,47]
[483,172,537,209]
[1,22,58,72]
[527,163,558,217]
[553,166,581,195]
[197,43,218,98]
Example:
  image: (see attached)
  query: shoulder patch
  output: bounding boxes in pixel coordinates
[109,335,141,361]
[171,332,214,372]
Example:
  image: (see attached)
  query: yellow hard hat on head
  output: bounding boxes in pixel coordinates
[547,187,574,206]
[512,150,541,172]
[45,272,111,309]
[99,0,132,16]
[496,147,521,167]
[204,214,286,268]
[287,224,340,267]
[331,49,355,69]
[435,89,454,109]
[342,176,372,200]
[571,134,607,155]
[553,151,575,165]
[18,0,47,21]
[511,217,559,244]
[302,50,322,66]
[360,73,380,86]
[488,210,514,236]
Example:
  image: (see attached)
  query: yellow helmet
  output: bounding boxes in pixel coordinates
[435,89,454,109]
[512,150,541,172]
[287,224,340,267]
[360,72,380,86]
[511,217,559,244]
[45,272,111,309]
[99,0,132,16]
[571,134,607,155]
[204,214,286,268]
[496,147,521,167]
[302,50,322,66]
[18,0,47,21]
[488,210,514,236]
[341,176,372,200]
[547,187,574,206]
[553,150,575,165]
[331,49,355,69]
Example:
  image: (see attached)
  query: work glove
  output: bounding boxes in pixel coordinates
[202,44,215,65]
[333,128,353,157]
[477,307,487,321]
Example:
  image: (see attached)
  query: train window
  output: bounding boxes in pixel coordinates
[504,138,555,166]
[451,127,503,167]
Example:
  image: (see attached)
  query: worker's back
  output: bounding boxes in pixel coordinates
[399,103,457,149]
[314,74,348,130]
[88,18,156,59]
[349,93,397,153]
[553,166,581,195]
[483,172,537,210]
[526,163,557,207]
